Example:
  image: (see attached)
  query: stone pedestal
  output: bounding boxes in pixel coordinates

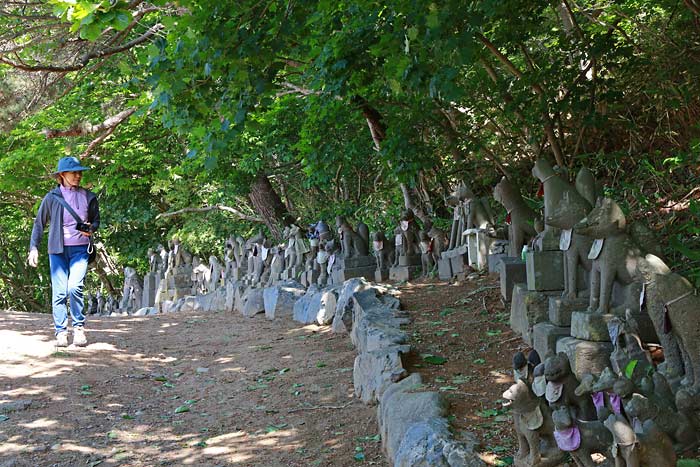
[548,297,588,327]
[142,272,157,308]
[525,249,564,292]
[570,311,617,342]
[390,255,421,282]
[532,322,571,359]
[437,258,452,281]
[464,228,491,271]
[332,255,377,284]
[499,257,526,301]
[375,268,389,282]
[556,336,613,380]
[488,253,507,274]
[509,283,555,345]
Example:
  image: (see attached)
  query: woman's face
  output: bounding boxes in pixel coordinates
[59,170,82,188]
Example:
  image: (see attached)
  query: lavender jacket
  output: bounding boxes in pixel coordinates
[29,186,100,255]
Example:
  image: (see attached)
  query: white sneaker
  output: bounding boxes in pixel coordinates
[56,331,69,347]
[73,327,87,347]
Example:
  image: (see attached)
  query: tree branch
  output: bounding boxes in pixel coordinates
[42,107,137,138]
[156,205,263,223]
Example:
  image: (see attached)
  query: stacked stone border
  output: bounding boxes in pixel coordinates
[121,277,485,466]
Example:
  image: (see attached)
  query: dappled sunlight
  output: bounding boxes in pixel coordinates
[0,310,385,465]
[489,369,512,385]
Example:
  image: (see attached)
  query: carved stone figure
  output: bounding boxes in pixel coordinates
[171,237,192,270]
[603,413,676,467]
[106,294,116,314]
[289,224,310,268]
[336,216,370,258]
[268,246,285,285]
[148,248,160,274]
[120,266,143,313]
[551,405,612,467]
[636,254,700,391]
[392,225,405,267]
[191,257,208,294]
[313,220,331,242]
[624,393,697,450]
[574,198,644,314]
[96,290,105,315]
[544,352,596,422]
[372,231,395,272]
[493,177,538,257]
[424,220,447,266]
[397,209,421,256]
[544,167,600,300]
[502,379,564,467]
[208,256,222,292]
[446,181,495,250]
[419,231,434,276]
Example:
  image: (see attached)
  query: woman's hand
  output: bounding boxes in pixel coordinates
[27,249,39,267]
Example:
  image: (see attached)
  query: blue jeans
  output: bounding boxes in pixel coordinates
[49,245,89,335]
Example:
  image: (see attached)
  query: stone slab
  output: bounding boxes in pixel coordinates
[532,322,571,359]
[570,311,616,342]
[398,254,421,267]
[437,258,452,281]
[499,257,526,301]
[389,265,421,282]
[548,297,589,327]
[525,249,564,292]
[557,336,613,380]
[332,266,376,284]
[375,269,389,282]
[509,283,554,345]
[449,254,469,275]
[338,255,377,269]
[487,253,507,274]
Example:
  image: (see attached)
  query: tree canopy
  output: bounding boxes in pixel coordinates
[2,0,700,311]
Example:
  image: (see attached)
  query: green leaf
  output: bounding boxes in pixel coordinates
[174,405,190,414]
[265,423,288,433]
[154,376,168,382]
[81,384,91,390]
[112,11,132,31]
[624,360,638,379]
[279,368,290,374]
[353,452,365,461]
[80,22,103,41]
[121,413,134,420]
[423,355,448,365]
[0,415,9,423]
[473,358,486,365]
[677,460,700,467]
[316,361,327,368]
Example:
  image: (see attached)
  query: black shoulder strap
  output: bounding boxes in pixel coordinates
[51,192,84,223]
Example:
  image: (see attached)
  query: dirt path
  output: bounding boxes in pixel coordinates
[0,310,387,466]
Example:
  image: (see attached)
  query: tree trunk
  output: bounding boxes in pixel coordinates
[248,172,291,240]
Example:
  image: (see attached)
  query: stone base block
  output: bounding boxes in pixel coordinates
[437,259,452,281]
[532,322,571,359]
[488,253,507,274]
[500,257,526,301]
[375,269,389,282]
[556,336,613,380]
[398,254,421,267]
[570,311,616,342]
[509,284,553,345]
[338,255,377,269]
[525,250,564,292]
[333,266,376,284]
[389,265,421,282]
[449,254,469,275]
[548,297,589,327]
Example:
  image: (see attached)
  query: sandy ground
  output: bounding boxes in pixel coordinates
[0,310,387,466]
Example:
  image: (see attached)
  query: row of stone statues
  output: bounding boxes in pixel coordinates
[493,157,700,466]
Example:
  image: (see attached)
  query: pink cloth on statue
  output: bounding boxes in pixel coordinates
[554,426,581,451]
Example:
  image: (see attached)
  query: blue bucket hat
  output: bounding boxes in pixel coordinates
[52,156,90,175]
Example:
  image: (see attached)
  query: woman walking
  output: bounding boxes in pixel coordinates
[27,156,100,347]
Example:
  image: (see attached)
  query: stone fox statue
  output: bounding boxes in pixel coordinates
[545,167,600,300]
[574,197,645,315]
[336,216,369,258]
[493,177,538,257]
[372,231,395,271]
[502,379,565,467]
[636,254,700,392]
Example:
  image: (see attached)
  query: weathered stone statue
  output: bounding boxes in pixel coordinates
[120,266,143,313]
[207,255,222,292]
[636,253,700,391]
[573,197,643,314]
[493,177,538,257]
[289,224,310,269]
[148,247,160,274]
[96,290,105,315]
[544,167,598,300]
[446,181,494,249]
[106,294,116,315]
[372,231,395,276]
[424,220,447,267]
[313,219,331,242]
[171,237,192,271]
[544,352,596,422]
[533,158,591,250]
[419,231,434,276]
[397,208,421,256]
[268,246,285,285]
[550,405,612,467]
[336,216,370,258]
[502,378,564,467]
[191,256,208,294]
